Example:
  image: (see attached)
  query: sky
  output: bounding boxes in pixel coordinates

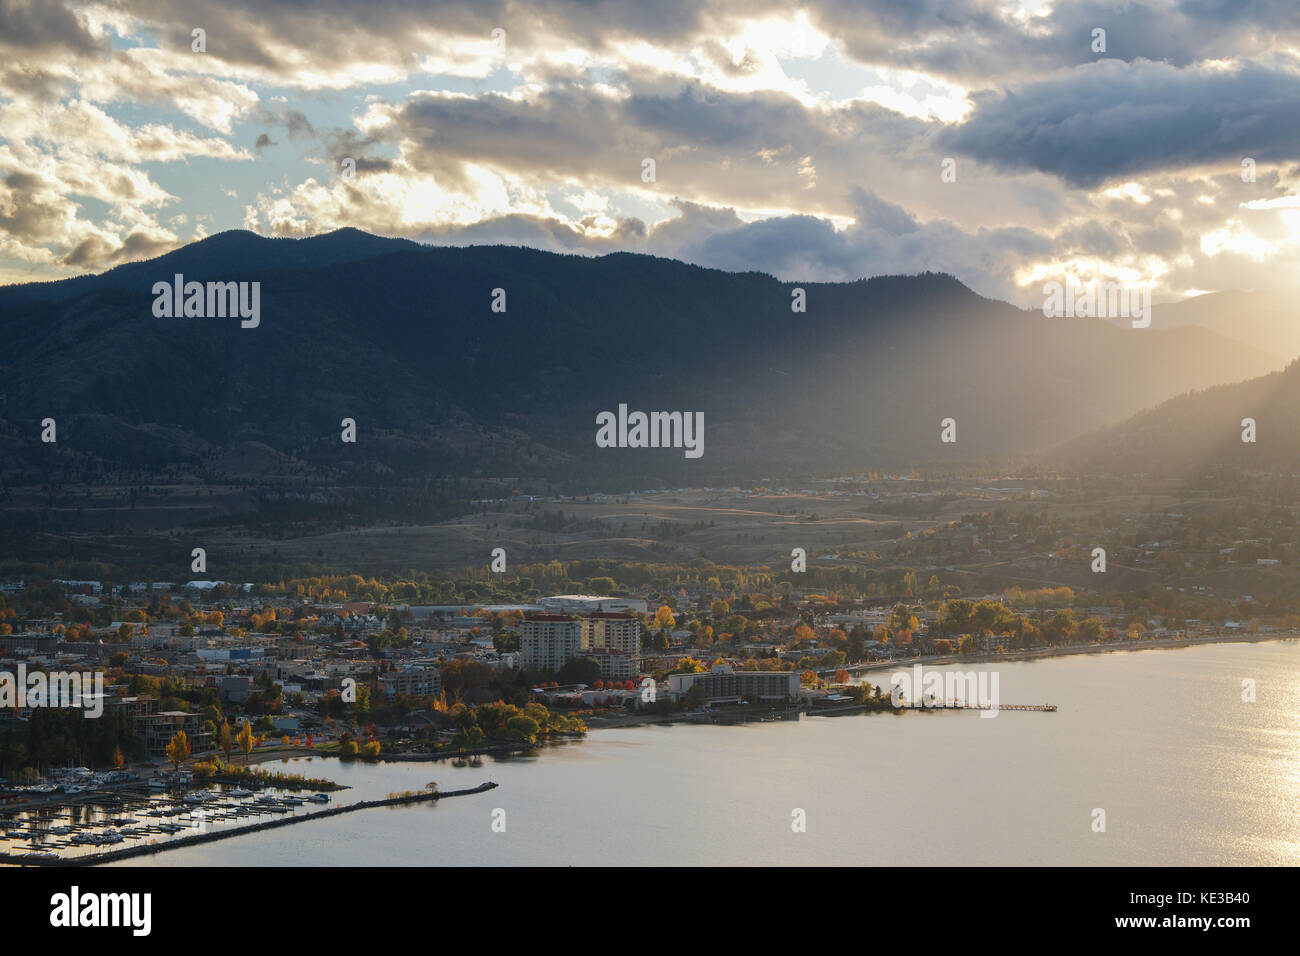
[1,0,1299,305]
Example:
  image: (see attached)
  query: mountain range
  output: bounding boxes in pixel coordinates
[0,228,1290,486]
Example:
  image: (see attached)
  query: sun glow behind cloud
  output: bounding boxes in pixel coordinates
[0,0,1298,306]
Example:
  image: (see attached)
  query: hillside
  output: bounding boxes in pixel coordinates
[0,229,1282,488]
[1049,360,1300,476]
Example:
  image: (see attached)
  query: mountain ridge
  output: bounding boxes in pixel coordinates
[0,229,1284,486]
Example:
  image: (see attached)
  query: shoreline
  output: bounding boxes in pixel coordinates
[846,630,1299,676]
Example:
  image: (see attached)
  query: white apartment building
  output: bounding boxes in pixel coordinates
[520,615,585,672]
[520,612,643,678]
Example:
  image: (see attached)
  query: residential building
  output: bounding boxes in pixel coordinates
[667,664,800,704]
[520,615,583,672]
[380,663,443,699]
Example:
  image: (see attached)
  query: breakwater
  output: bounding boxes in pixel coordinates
[0,781,498,867]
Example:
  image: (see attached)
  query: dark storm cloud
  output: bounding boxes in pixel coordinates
[809,0,1300,82]
[942,59,1300,188]
[0,0,105,55]
[2,0,1289,93]
[375,79,929,211]
[106,0,730,75]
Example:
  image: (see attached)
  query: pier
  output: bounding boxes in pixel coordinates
[919,701,1057,711]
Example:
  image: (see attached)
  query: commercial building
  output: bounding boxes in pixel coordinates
[539,595,649,615]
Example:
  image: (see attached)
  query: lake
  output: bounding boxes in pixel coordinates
[113,640,1300,866]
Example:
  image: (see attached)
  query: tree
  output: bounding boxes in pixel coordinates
[235,719,254,756]
[1077,617,1104,644]
[218,720,233,765]
[111,746,125,769]
[653,605,676,630]
[556,656,602,686]
[505,715,541,743]
[165,730,189,771]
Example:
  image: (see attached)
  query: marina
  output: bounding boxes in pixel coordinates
[0,781,498,866]
[0,777,356,864]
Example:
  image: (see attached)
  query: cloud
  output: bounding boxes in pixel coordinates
[943,58,1300,188]
[4,0,1300,306]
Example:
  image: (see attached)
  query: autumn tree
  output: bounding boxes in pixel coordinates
[236,719,254,756]
[218,720,233,765]
[165,730,189,771]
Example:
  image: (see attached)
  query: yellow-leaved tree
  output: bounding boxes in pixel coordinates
[218,720,233,765]
[165,730,189,770]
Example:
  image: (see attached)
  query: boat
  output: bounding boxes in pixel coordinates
[229,788,253,798]
[255,794,279,804]
[183,790,215,804]
[49,826,71,835]
[308,793,330,803]
[157,823,183,834]
[282,796,305,806]
[94,828,124,844]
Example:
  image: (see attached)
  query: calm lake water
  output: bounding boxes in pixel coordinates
[114,640,1300,866]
